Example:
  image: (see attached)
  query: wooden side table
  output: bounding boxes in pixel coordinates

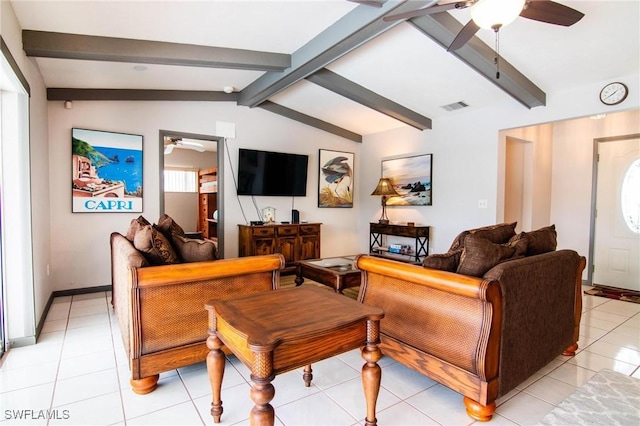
[205,286,384,426]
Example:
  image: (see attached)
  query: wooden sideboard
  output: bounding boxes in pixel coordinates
[238,223,321,271]
[198,168,217,240]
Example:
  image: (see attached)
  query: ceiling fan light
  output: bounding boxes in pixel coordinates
[470,0,525,29]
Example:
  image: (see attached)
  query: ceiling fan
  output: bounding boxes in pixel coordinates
[384,0,585,51]
[164,138,205,155]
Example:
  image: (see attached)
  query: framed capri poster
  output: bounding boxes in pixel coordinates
[382,153,432,206]
[72,128,143,213]
[318,149,354,208]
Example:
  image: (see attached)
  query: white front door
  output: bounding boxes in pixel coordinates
[593,136,640,291]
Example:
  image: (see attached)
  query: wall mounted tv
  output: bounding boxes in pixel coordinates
[237,148,309,196]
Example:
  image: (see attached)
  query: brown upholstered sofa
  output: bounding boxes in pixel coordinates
[111,215,284,394]
[356,223,586,421]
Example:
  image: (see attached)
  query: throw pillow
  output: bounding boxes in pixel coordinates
[448,230,470,252]
[422,249,462,272]
[133,224,180,265]
[524,224,557,256]
[171,233,218,263]
[457,235,520,277]
[469,222,517,244]
[156,214,185,240]
[125,215,151,241]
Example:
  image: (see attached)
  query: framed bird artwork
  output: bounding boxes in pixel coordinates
[318,149,354,208]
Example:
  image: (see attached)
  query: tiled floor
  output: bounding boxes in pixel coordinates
[1,285,639,426]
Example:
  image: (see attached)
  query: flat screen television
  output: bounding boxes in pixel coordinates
[237,148,309,196]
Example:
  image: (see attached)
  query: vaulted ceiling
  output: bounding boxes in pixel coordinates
[10,0,640,142]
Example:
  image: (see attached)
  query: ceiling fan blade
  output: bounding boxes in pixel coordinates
[520,0,584,26]
[448,19,480,51]
[180,140,205,152]
[383,1,469,22]
[164,144,174,155]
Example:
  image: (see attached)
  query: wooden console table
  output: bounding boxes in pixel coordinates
[369,222,430,263]
[206,286,384,426]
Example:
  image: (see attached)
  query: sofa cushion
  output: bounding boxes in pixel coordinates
[156,214,185,240]
[457,235,527,277]
[524,225,557,256]
[126,215,151,242]
[422,249,462,272]
[133,224,180,265]
[171,233,218,263]
[448,222,517,252]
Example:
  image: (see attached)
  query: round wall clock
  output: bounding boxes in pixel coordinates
[599,82,629,105]
[262,206,276,223]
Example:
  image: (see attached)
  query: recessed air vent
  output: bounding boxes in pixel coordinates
[441,101,470,112]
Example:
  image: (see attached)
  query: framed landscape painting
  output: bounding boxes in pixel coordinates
[318,149,354,208]
[382,153,432,206]
[72,128,143,213]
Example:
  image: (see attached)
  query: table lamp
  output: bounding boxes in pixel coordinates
[371,178,399,224]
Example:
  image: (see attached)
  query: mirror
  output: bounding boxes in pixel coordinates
[159,130,224,258]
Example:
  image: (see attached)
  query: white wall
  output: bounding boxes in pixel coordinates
[47,101,362,290]
[2,0,51,340]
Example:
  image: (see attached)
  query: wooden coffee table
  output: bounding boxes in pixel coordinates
[205,285,384,426]
[295,255,361,293]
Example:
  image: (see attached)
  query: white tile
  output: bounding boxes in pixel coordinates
[0,382,55,418]
[193,383,252,426]
[66,312,110,330]
[295,356,359,391]
[323,376,400,422]
[180,360,245,400]
[270,368,321,408]
[1,339,64,371]
[57,349,117,379]
[585,309,630,326]
[547,363,597,387]
[621,313,640,328]
[584,339,640,365]
[379,361,437,399]
[568,350,637,375]
[52,368,120,407]
[579,324,609,341]
[497,392,555,425]
[274,391,357,426]
[50,391,124,425]
[580,315,622,331]
[611,323,640,339]
[69,303,108,318]
[0,361,59,392]
[521,376,578,405]
[594,299,640,317]
[405,384,473,426]
[125,401,204,425]
[599,330,640,350]
[52,296,72,304]
[41,319,68,333]
[375,401,440,425]
[45,304,71,321]
[121,373,190,420]
[72,292,107,301]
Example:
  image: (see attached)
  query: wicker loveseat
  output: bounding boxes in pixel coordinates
[356,223,586,421]
[111,216,284,394]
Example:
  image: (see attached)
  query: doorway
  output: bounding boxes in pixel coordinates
[591,134,640,291]
[158,130,224,257]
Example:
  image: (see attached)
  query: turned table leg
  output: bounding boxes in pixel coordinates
[250,352,275,426]
[207,312,225,423]
[303,365,313,387]
[361,320,382,426]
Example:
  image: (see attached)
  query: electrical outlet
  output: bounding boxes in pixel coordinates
[478,199,488,209]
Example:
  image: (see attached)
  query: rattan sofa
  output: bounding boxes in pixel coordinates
[356,223,585,421]
[111,231,284,394]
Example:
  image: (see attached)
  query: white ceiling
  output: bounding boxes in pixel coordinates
[10,0,640,137]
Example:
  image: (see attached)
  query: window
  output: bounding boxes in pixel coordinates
[621,158,640,233]
[164,168,197,193]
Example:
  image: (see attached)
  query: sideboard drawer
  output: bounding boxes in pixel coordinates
[276,225,298,236]
[300,224,320,235]
[251,227,275,237]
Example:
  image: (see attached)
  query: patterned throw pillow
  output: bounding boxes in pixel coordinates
[422,249,462,272]
[524,224,557,256]
[133,224,180,265]
[156,214,185,240]
[457,234,525,277]
[125,215,151,242]
[171,233,218,263]
[448,222,517,252]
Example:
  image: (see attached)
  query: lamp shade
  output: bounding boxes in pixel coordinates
[371,178,399,196]
[470,0,525,30]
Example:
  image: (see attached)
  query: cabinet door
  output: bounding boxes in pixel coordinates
[252,237,276,256]
[276,236,297,264]
[299,234,320,260]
